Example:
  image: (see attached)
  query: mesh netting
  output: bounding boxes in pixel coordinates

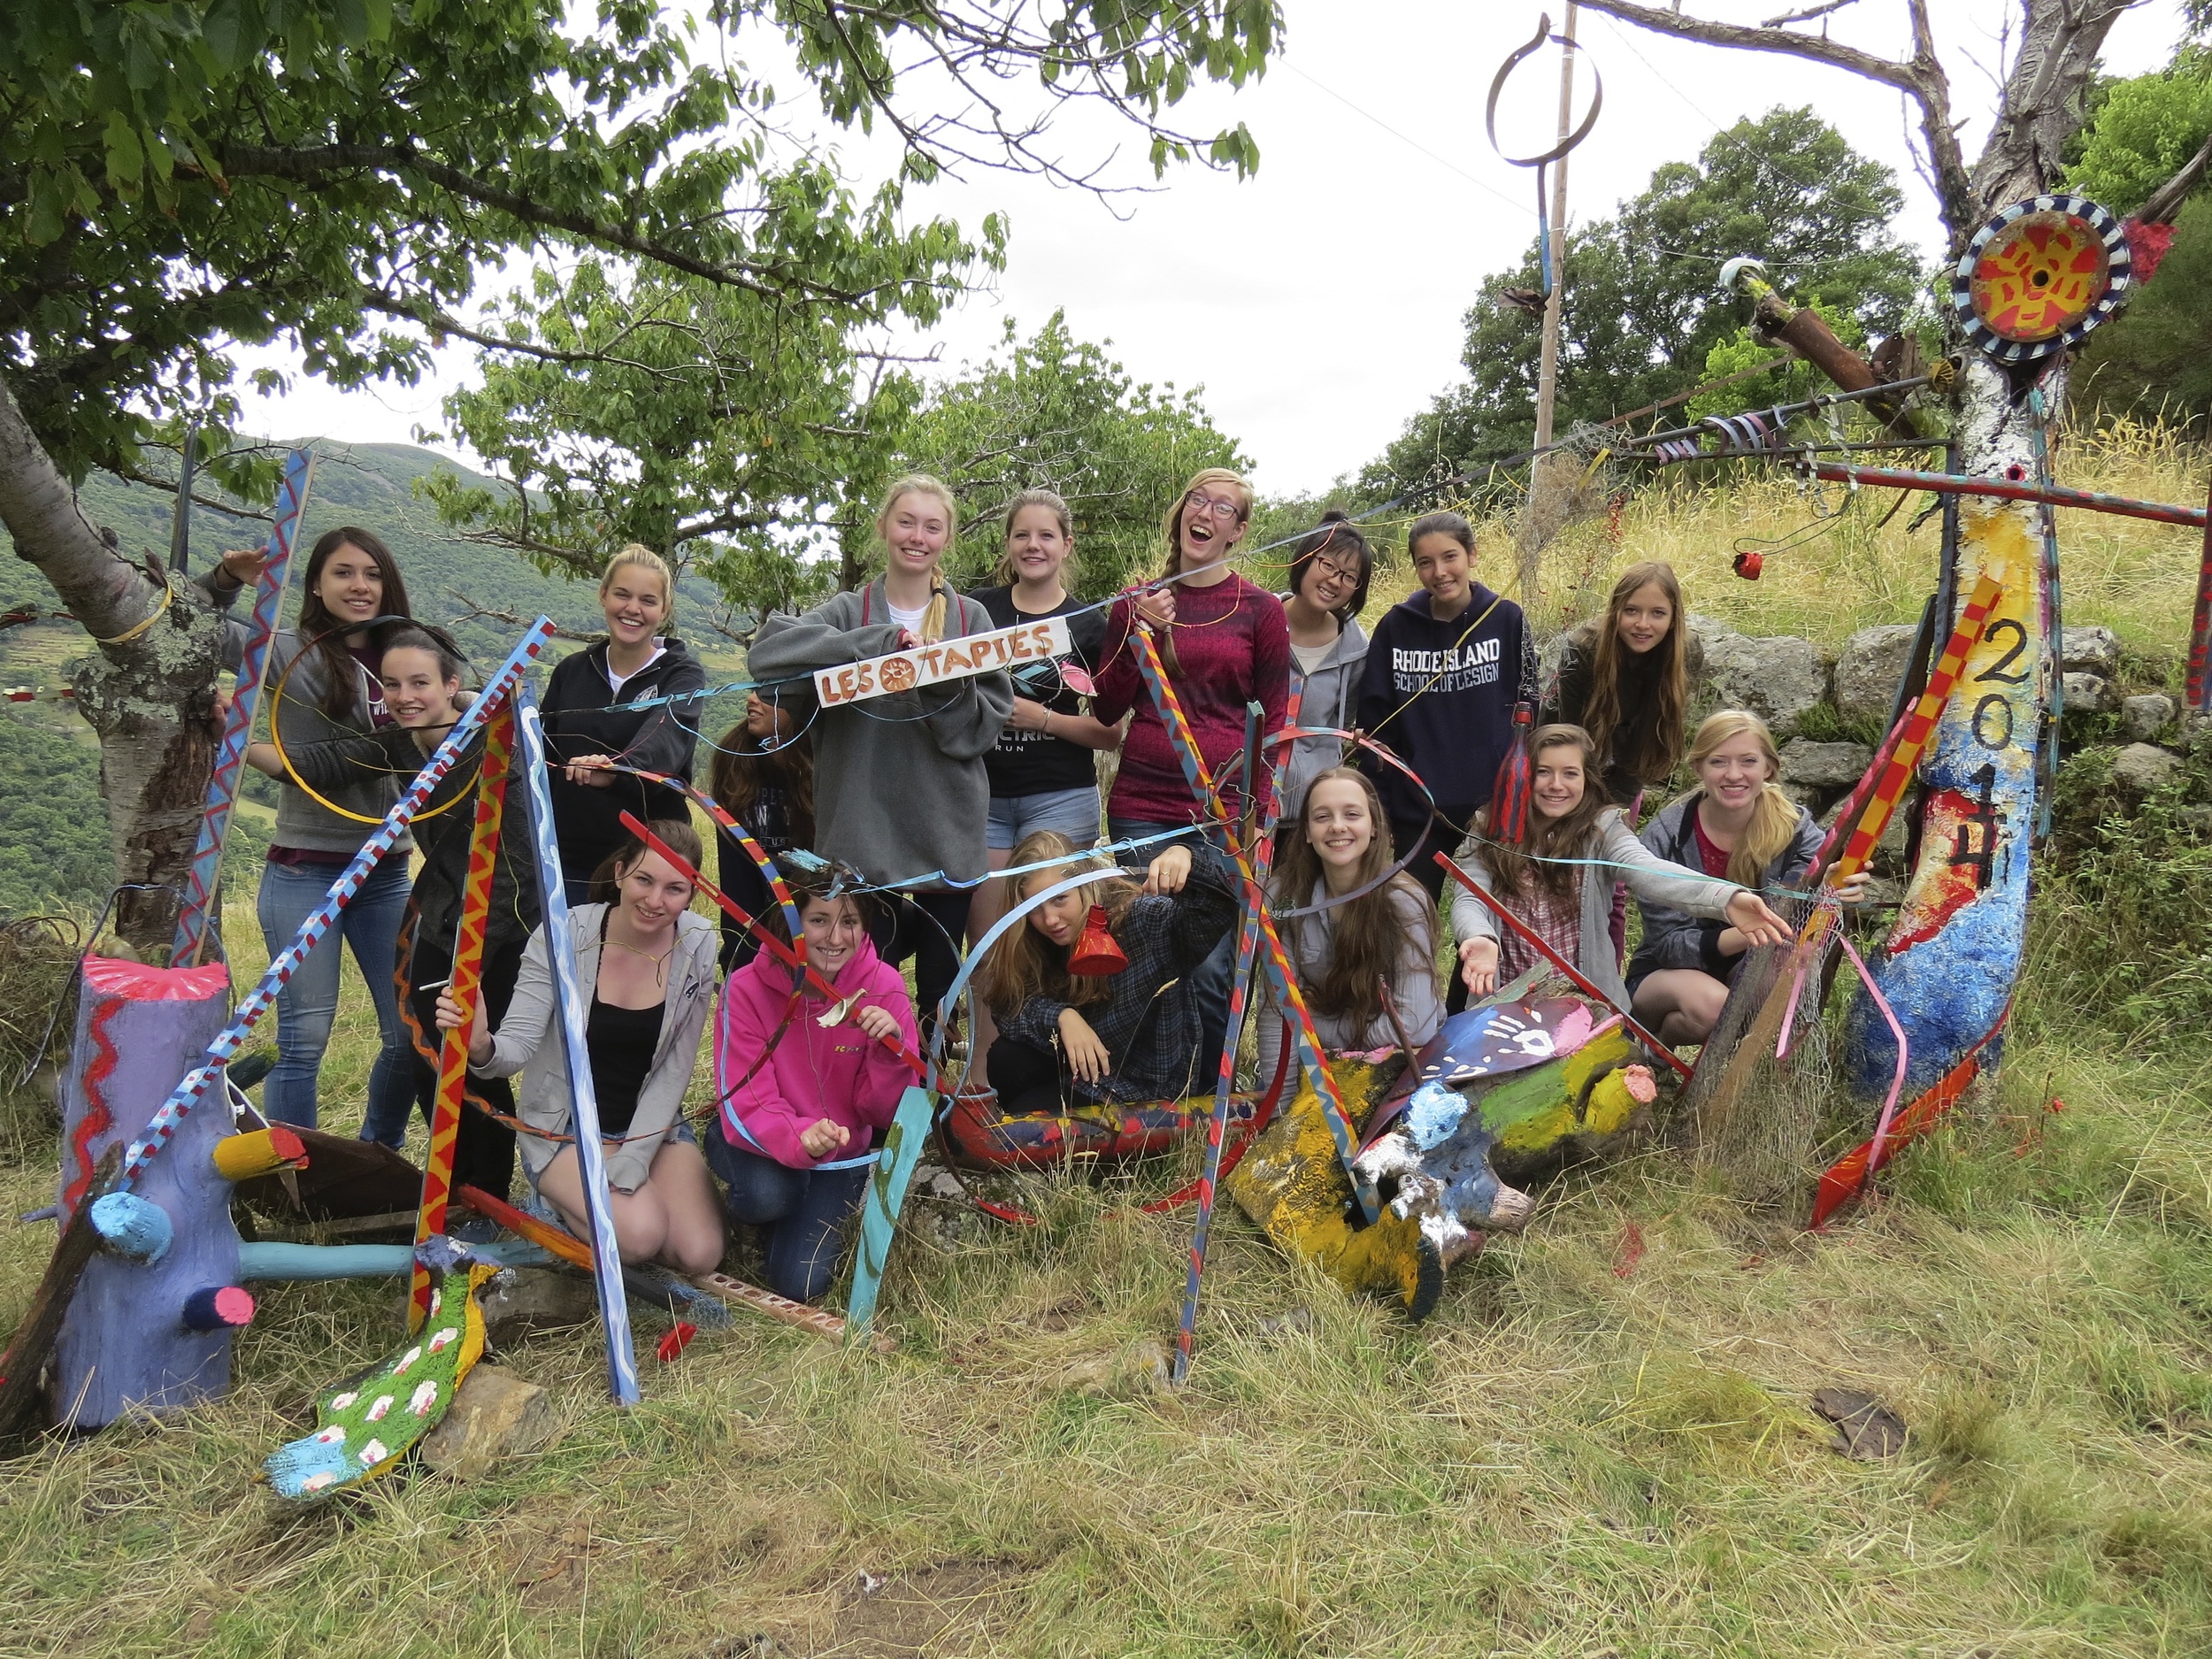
[1678,892,1847,1217]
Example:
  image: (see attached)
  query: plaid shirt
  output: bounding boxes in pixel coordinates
[991,852,1239,1104]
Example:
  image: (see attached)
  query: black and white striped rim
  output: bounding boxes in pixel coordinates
[1949,193,2131,364]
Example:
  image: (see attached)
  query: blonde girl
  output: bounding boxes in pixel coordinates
[1627,710,1869,1045]
[748,476,1014,1034]
[540,543,708,903]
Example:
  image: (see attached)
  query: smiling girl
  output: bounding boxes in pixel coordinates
[249,626,537,1199]
[1449,726,1789,1021]
[747,475,1014,1037]
[1627,710,1868,1046]
[219,527,422,1137]
[708,875,917,1302]
[540,545,708,904]
[976,829,1238,1115]
[1256,768,1440,1084]
[1276,511,1373,823]
[438,820,723,1273]
[1542,562,1698,810]
[1089,467,1288,1064]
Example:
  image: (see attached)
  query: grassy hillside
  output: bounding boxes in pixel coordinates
[0,442,748,919]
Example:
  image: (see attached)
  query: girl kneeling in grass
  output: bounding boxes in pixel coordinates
[1257,768,1441,1082]
[437,820,723,1274]
[1448,726,1790,1019]
[709,875,918,1303]
[976,831,1238,1114]
[1628,710,1869,1046]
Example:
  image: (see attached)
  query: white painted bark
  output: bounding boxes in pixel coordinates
[0,376,225,952]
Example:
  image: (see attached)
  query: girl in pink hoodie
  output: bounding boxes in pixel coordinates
[706,878,918,1302]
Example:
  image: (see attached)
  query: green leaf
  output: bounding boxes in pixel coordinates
[200,0,258,72]
[103,112,148,192]
[334,0,371,46]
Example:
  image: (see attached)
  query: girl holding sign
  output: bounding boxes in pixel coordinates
[747,475,1015,1037]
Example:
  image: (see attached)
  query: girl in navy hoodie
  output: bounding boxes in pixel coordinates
[1356,511,1535,908]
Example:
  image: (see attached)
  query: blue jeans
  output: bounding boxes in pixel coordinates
[255,856,417,1137]
[703,1129,871,1304]
[1107,817,1239,1067]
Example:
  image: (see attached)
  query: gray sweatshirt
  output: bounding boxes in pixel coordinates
[204,569,412,856]
[1625,794,1824,987]
[475,905,718,1194]
[1255,875,1441,1082]
[745,580,1014,886]
[1448,810,1743,1011]
[1276,613,1370,818]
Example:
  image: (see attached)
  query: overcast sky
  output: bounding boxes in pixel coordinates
[242,1,2190,499]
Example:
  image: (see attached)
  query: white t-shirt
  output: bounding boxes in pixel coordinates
[887,599,927,636]
[603,641,666,701]
[1289,641,1332,678]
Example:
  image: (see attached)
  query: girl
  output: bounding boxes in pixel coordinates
[1450,726,1790,1019]
[746,476,1013,1037]
[215,526,421,1137]
[1256,768,1440,1083]
[1357,511,1536,909]
[967,488,1120,1069]
[1541,562,1698,810]
[247,626,534,1200]
[437,821,723,1274]
[705,691,816,972]
[708,877,917,1303]
[977,830,1238,1114]
[540,545,708,903]
[1276,511,1373,823]
[1629,710,1869,1046]
[1090,468,1288,1064]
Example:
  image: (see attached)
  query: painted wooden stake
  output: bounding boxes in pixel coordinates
[119,621,555,1194]
[844,1085,936,1333]
[173,447,314,965]
[410,699,513,1330]
[513,680,639,1406]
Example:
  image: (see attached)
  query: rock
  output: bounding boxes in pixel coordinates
[2063,672,2116,715]
[1055,1338,1172,1399]
[2110,742,2182,794]
[2179,805,2212,835]
[2061,626,2121,677]
[1697,628,1829,737]
[1832,624,1920,726]
[2122,693,2177,741]
[419,1364,555,1477]
[479,1267,598,1349]
[1256,1307,1317,1340]
[1779,739,1874,789]
[1778,781,1818,808]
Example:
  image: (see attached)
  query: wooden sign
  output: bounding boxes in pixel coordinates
[814,617,1073,708]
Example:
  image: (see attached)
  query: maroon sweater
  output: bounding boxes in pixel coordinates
[1093,572,1289,826]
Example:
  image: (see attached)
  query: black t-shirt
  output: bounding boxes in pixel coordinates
[972,586,1108,798]
[586,996,664,1138]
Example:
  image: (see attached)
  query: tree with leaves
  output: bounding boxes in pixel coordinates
[0,0,1279,952]
[1363,105,1919,498]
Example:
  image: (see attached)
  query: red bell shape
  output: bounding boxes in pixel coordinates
[1068,904,1128,976]
[1733,549,1764,581]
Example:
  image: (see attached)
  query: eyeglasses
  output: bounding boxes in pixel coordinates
[1184,491,1245,522]
[1307,557,1360,588]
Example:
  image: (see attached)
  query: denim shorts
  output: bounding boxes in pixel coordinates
[986,786,1102,851]
[523,1118,698,1194]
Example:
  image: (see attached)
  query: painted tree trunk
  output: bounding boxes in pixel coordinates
[1847,355,2055,1109]
[53,956,236,1429]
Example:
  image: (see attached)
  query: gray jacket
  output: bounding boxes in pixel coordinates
[1448,810,1743,1010]
[475,905,718,1194]
[1255,875,1440,1082]
[745,580,1014,886]
[1277,613,1370,818]
[1626,794,1823,987]
[204,569,411,856]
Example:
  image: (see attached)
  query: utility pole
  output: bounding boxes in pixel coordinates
[1532,2,1578,449]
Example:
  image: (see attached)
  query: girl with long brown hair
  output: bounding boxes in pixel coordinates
[705,691,816,972]
[1256,768,1440,1082]
[1088,466,1288,1066]
[976,829,1238,1114]
[1627,710,1869,1045]
[748,475,1013,1036]
[1542,562,1698,807]
[1450,726,1789,1019]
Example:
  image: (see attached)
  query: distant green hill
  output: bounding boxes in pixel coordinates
[0,442,747,919]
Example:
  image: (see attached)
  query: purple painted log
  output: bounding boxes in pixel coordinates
[52,956,234,1429]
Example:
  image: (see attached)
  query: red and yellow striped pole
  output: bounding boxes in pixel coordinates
[410,699,514,1330]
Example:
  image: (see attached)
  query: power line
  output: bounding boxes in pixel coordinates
[1288,65,1537,218]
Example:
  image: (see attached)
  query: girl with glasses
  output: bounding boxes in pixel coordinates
[1276,511,1373,834]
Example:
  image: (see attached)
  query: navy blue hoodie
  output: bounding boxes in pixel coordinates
[1356,584,1536,827]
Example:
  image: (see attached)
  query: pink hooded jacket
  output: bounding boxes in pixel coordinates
[714,933,918,1170]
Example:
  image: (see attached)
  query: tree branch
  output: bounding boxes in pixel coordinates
[2137,125,2212,223]
[1762,0,1858,25]
[442,590,599,644]
[0,373,161,643]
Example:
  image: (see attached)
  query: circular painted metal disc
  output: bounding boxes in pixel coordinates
[1950,193,2131,365]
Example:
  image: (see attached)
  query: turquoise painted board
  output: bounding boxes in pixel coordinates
[845,1086,935,1333]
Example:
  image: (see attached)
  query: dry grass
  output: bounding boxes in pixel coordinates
[4,439,2211,1655]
